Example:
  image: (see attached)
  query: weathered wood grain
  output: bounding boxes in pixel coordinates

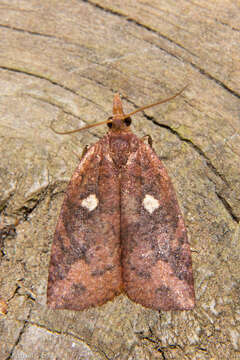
[0,1,239,359]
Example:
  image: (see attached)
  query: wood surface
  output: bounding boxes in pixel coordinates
[0,1,239,359]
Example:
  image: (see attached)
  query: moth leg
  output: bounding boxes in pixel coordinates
[141,135,153,147]
[72,145,89,161]
[81,145,89,158]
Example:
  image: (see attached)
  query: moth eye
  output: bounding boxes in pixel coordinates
[124,117,132,126]
[107,116,113,128]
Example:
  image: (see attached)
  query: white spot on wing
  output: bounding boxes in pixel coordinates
[81,194,99,211]
[143,194,159,214]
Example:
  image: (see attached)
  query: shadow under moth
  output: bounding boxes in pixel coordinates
[47,87,195,311]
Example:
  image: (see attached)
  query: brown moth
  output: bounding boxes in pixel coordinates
[47,88,195,310]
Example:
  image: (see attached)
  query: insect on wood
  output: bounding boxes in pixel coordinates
[47,87,195,311]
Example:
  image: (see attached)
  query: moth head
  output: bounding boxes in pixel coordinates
[50,86,188,136]
[107,93,132,132]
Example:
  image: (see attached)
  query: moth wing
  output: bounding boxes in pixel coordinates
[121,139,195,310]
[47,138,122,310]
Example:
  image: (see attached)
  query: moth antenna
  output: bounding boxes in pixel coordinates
[50,85,188,134]
[123,84,188,119]
[50,118,112,135]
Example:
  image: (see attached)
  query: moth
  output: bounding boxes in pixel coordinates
[47,87,195,310]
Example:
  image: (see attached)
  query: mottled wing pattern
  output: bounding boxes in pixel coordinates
[47,138,122,310]
[121,139,195,310]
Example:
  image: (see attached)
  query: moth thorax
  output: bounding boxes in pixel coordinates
[109,133,132,167]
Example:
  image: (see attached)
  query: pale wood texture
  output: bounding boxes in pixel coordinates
[0,1,239,359]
